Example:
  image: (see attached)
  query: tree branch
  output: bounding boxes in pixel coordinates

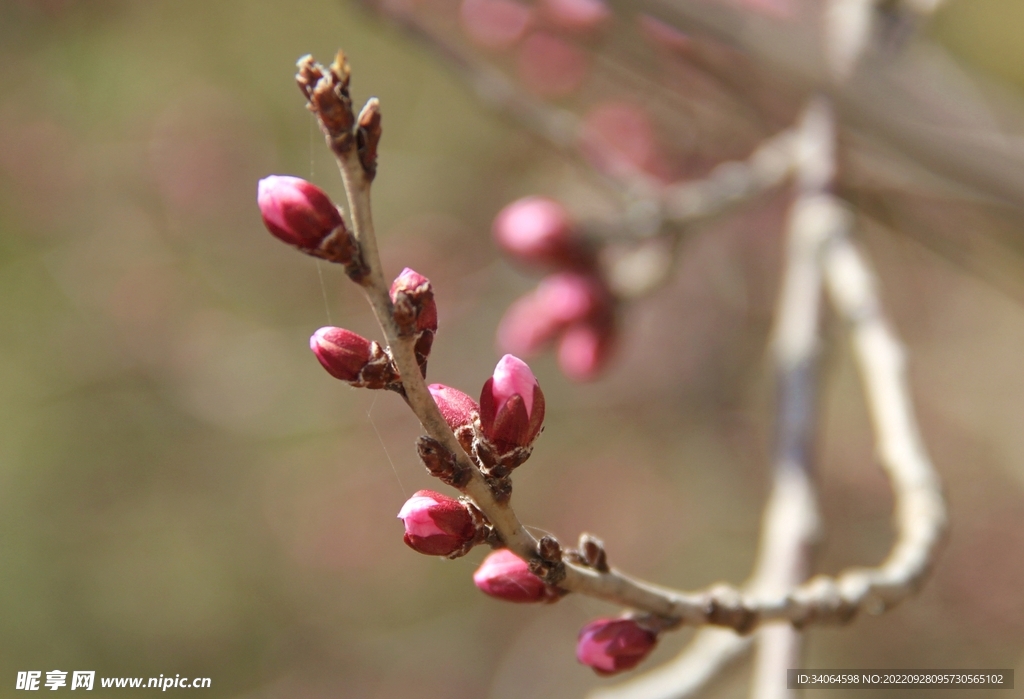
[301,50,945,638]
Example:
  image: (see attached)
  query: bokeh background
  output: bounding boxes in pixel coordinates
[1,1,1023,697]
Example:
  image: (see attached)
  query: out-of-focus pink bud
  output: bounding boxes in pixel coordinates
[473,549,559,603]
[557,322,614,382]
[257,175,344,250]
[517,32,589,98]
[460,0,533,50]
[576,618,658,676]
[496,272,610,359]
[479,354,545,453]
[429,384,479,433]
[390,267,438,335]
[535,272,605,324]
[540,0,611,33]
[492,196,586,269]
[310,327,372,381]
[397,490,478,557]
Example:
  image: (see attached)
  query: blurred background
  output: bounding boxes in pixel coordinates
[1,0,1023,697]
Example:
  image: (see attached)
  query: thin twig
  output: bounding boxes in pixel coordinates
[748,96,835,699]
[662,127,797,225]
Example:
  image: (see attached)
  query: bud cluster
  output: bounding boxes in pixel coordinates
[493,197,616,381]
[429,354,546,480]
[291,267,438,392]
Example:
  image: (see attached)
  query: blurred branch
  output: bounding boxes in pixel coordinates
[644,0,1024,210]
[588,97,833,699]
[585,92,946,694]
[820,210,948,619]
[747,96,835,699]
[662,127,797,225]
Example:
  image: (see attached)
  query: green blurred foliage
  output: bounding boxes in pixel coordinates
[0,1,1022,697]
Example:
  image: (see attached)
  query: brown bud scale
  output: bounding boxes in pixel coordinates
[416,435,470,488]
[579,533,609,572]
[538,535,562,564]
[348,341,400,390]
[444,499,491,560]
[357,98,382,180]
[297,52,358,157]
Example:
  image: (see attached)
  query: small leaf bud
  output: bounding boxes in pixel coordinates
[390,267,438,335]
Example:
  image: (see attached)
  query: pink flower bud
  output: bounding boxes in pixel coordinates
[576,618,658,676]
[479,354,545,453]
[473,549,558,603]
[257,175,344,250]
[390,267,438,335]
[310,327,372,381]
[397,490,478,557]
[428,384,479,433]
[493,196,586,268]
[557,322,613,382]
[493,354,538,416]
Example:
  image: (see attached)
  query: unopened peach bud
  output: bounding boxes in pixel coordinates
[390,267,438,335]
[479,354,545,453]
[492,196,586,268]
[310,327,372,381]
[397,490,477,557]
[576,618,658,676]
[428,384,479,433]
[473,549,559,603]
[257,175,344,251]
